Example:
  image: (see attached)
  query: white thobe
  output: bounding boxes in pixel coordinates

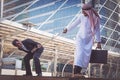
[66,14,101,68]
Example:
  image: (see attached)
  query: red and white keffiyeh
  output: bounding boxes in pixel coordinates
[82,4,100,29]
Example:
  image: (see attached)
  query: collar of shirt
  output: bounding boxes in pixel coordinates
[22,44,29,51]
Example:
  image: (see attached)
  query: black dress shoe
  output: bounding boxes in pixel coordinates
[74,65,82,74]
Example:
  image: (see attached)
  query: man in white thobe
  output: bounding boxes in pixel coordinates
[63,4,101,77]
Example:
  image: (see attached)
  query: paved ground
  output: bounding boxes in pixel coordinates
[0,75,109,80]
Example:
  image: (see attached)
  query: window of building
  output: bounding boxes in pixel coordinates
[100,0,106,5]
[99,7,112,18]
[101,27,112,38]
[104,0,116,10]
[112,0,120,4]
[105,19,117,29]
[100,16,107,26]
[115,24,120,32]
[110,12,119,22]
[115,6,120,14]
[110,31,119,40]
[106,39,116,47]
[115,42,120,49]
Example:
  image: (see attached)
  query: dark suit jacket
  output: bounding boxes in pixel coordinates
[18,39,43,54]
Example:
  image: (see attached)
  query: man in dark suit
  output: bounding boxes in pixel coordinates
[12,38,44,76]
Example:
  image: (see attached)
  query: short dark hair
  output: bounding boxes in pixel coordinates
[12,39,19,46]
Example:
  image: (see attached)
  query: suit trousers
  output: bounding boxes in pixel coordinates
[23,48,44,75]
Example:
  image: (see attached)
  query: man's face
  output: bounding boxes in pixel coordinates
[15,41,22,48]
[82,10,88,16]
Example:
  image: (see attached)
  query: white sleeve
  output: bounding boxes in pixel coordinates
[94,19,101,42]
[66,15,81,31]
